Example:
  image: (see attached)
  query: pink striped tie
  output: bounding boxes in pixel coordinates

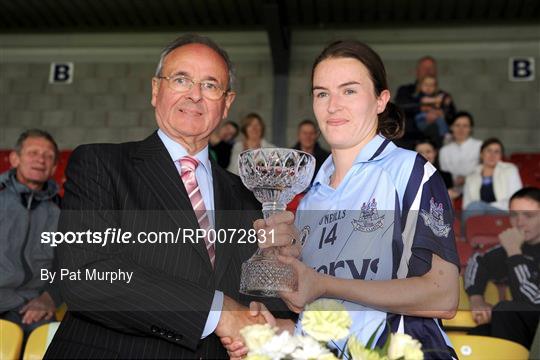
[179,156,215,268]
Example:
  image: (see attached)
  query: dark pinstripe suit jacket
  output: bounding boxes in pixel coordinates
[44,132,276,359]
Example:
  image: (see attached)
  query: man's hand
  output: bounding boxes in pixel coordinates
[221,301,295,360]
[253,211,301,258]
[214,296,265,343]
[20,291,56,325]
[499,227,525,257]
[469,295,492,325]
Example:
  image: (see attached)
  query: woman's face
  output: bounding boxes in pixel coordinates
[450,116,472,142]
[245,117,263,141]
[312,57,389,151]
[481,143,502,168]
[509,198,540,243]
[416,143,437,164]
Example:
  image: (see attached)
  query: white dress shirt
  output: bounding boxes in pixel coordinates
[439,137,482,179]
[158,129,223,339]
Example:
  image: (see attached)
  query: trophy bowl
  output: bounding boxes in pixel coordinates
[238,148,315,297]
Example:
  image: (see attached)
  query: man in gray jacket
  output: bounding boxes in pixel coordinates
[0,129,62,336]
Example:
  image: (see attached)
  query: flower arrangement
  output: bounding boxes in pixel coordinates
[240,299,424,360]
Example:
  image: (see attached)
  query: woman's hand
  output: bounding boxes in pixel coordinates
[254,211,301,258]
[278,255,326,313]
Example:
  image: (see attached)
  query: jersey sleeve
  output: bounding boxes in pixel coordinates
[405,160,460,277]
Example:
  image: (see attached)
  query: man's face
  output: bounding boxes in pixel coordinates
[10,137,57,188]
[416,59,437,80]
[151,43,236,148]
[509,198,540,243]
[298,123,318,149]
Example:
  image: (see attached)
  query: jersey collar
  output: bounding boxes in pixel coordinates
[312,134,394,187]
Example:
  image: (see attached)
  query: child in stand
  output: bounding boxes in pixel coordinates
[414,75,455,146]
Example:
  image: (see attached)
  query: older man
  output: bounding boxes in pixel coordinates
[0,129,62,336]
[45,34,294,359]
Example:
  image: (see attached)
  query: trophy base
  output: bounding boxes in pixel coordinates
[239,257,297,297]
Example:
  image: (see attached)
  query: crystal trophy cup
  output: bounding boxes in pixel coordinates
[238,148,315,297]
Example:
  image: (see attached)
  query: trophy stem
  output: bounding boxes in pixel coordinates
[262,202,286,219]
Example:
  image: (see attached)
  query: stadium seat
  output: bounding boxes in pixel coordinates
[286,193,305,214]
[456,240,473,270]
[23,322,60,360]
[443,278,500,330]
[0,150,11,173]
[0,319,24,360]
[465,215,511,249]
[448,333,529,359]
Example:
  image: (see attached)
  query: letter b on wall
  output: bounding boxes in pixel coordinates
[49,62,74,84]
[509,57,535,82]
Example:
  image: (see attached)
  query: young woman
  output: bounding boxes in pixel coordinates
[227,113,275,175]
[462,137,522,213]
[225,40,460,359]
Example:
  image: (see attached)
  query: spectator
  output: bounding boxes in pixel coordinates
[395,56,446,149]
[464,187,540,349]
[415,139,459,200]
[227,113,275,175]
[414,75,455,146]
[0,129,62,337]
[439,111,483,189]
[463,138,522,216]
[209,120,239,169]
[291,119,330,179]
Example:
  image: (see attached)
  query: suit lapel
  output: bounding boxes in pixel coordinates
[130,132,213,270]
[212,162,238,284]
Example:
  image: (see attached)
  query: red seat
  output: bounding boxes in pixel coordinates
[53,150,72,197]
[286,193,305,214]
[0,150,12,173]
[465,215,511,249]
[456,240,473,272]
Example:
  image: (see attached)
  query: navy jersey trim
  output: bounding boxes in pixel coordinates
[369,139,391,161]
[401,154,427,232]
[392,192,404,279]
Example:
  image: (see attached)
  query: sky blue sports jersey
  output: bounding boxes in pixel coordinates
[295,134,460,359]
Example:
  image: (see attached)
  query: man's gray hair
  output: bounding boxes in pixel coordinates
[155,34,236,91]
[15,129,59,162]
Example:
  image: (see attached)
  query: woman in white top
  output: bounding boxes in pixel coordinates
[439,111,482,188]
[226,112,275,175]
[463,138,522,219]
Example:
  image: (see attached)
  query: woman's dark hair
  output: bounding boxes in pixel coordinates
[311,40,404,139]
[451,111,474,128]
[240,112,265,138]
[480,137,505,157]
[510,187,540,205]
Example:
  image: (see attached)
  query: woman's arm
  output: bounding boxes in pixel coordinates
[279,253,459,319]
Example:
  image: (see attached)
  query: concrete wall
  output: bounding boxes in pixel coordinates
[1,26,539,153]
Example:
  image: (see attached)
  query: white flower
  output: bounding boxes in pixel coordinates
[259,331,298,359]
[301,299,352,342]
[240,324,277,352]
[347,336,389,360]
[387,333,423,360]
[291,335,333,360]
